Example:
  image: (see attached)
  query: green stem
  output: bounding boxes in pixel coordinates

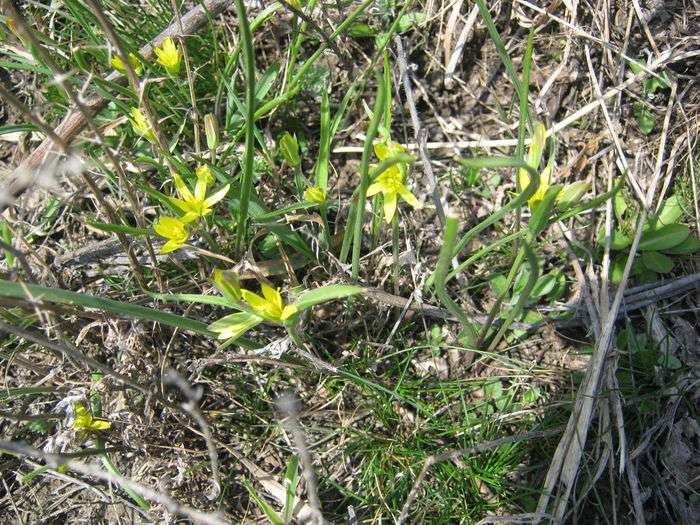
[485,243,539,352]
[433,216,477,344]
[234,0,257,256]
[391,213,400,295]
[351,71,387,280]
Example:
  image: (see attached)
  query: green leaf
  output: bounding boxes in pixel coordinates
[614,193,628,223]
[531,273,557,298]
[658,352,682,370]
[283,455,300,523]
[278,132,300,167]
[483,380,503,401]
[634,104,656,135]
[148,293,237,308]
[556,181,589,210]
[398,12,427,33]
[598,228,632,251]
[610,254,626,285]
[489,274,509,296]
[639,223,689,251]
[348,23,375,38]
[243,479,284,525]
[662,236,700,255]
[88,221,151,236]
[641,251,674,273]
[292,285,364,312]
[655,195,683,226]
[528,185,561,237]
[0,279,212,335]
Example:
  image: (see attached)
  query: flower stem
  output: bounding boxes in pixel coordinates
[234,0,257,256]
[351,70,386,281]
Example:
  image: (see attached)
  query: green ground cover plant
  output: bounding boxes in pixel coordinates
[0,0,698,523]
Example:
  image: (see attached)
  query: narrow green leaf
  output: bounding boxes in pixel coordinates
[0,279,212,335]
[314,86,331,192]
[148,293,237,308]
[89,221,150,236]
[243,479,284,525]
[293,285,364,312]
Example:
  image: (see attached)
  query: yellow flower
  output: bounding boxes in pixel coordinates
[111,52,143,75]
[170,172,230,223]
[129,107,156,143]
[154,216,189,253]
[195,164,215,185]
[518,123,549,208]
[154,36,181,76]
[279,132,300,167]
[241,283,298,322]
[367,141,421,223]
[208,311,263,340]
[72,402,111,432]
[304,186,326,204]
[207,283,297,341]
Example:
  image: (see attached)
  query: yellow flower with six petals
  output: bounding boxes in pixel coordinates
[241,284,298,322]
[367,141,421,223]
[304,186,326,204]
[154,36,181,76]
[170,172,229,224]
[208,283,297,340]
[129,107,156,143]
[111,52,143,75]
[517,123,549,208]
[154,216,189,253]
[72,402,111,432]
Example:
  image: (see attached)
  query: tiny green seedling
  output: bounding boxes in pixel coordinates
[628,58,671,135]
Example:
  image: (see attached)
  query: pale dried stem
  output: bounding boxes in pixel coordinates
[0,3,148,289]
[1,0,232,204]
[170,0,202,154]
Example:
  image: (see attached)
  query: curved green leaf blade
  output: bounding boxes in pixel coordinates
[639,224,689,251]
[0,279,212,335]
[641,251,674,273]
[292,285,364,312]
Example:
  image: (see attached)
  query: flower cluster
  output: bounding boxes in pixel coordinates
[154,165,229,253]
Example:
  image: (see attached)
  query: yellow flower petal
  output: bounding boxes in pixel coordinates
[160,239,182,253]
[241,289,271,317]
[155,36,181,76]
[196,164,215,185]
[281,304,298,320]
[261,284,283,313]
[208,312,262,340]
[304,186,326,204]
[194,176,208,202]
[173,173,194,203]
[383,191,398,223]
[367,182,383,197]
[203,184,230,207]
[397,185,422,209]
[154,216,188,252]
